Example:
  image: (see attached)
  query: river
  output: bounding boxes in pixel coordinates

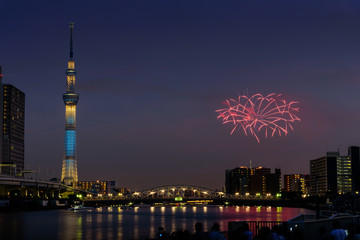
[0,205,314,240]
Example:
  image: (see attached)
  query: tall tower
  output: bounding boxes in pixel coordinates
[61,23,79,185]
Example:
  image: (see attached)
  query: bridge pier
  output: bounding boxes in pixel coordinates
[0,185,8,198]
[20,187,27,198]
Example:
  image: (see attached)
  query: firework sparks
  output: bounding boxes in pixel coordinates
[216,93,300,143]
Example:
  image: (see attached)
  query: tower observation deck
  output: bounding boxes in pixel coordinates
[61,23,79,185]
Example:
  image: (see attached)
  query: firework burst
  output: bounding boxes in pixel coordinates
[216,93,300,143]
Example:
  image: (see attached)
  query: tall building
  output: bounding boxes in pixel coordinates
[310,150,359,195]
[265,168,282,195]
[310,147,359,196]
[225,166,281,196]
[337,155,352,194]
[348,146,360,192]
[0,66,25,176]
[74,180,117,195]
[284,174,310,195]
[250,167,281,195]
[61,23,79,185]
[225,167,251,195]
[310,153,337,196]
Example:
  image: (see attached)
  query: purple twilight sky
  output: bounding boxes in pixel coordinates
[1,0,360,190]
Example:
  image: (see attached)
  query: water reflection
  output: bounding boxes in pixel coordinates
[203,206,208,213]
[171,212,176,233]
[267,206,271,212]
[161,207,165,233]
[134,210,139,240]
[76,216,82,240]
[182,206,186,213]
[0,206,313,240]
[117,213,123,239]
[150,213,155,238]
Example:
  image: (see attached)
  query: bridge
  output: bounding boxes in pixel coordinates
[131,184,224,198]
[0,177,280,203]
[84,184,279,201]
[0,179,305,209]
[0,175,85,199]
[83,184,291,208]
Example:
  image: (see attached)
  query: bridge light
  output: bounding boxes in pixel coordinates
[203,192,208,195]
[172,188,175,191]
[235,192,239,196]
[245,193,249,196]
[161,190,165,193]
[182,188,186,191]
[133,192,140,195]
[118,193,123,196]
[175,197,183,201]
[98,194,102,197]
[256,193,260,196]
[266,193,271,197]
[149,191,155,195]
[108,193,113,197]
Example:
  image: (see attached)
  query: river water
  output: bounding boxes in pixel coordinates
[0,205,313,240]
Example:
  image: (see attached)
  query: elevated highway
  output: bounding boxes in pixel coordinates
[0,176,84,199]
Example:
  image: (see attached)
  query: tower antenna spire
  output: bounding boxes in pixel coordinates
[69,22,74,59]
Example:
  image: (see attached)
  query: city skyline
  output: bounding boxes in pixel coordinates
[2,1,360,189]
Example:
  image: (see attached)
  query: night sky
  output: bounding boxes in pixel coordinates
[1,0,360,190]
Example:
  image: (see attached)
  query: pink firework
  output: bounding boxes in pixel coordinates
[216,93,300,143]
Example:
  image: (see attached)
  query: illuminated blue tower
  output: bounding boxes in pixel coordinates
[61,23,79,185]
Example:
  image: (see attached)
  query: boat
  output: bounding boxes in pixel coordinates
[68,204,93,211]
[133,203,152,208]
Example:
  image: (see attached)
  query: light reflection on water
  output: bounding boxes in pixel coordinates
[0,206,313,240]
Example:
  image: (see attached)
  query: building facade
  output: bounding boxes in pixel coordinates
[0,66,25,176]
[337,155,352,194]
[225,166,281,196]
[61,23,79,185]
[74,181,117,195]
[310,154,337,196]
[250,167,281,195]
[310,147,358,196]
[283,174,310,195]
[225,167,251,195]
[348,146,360,192]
